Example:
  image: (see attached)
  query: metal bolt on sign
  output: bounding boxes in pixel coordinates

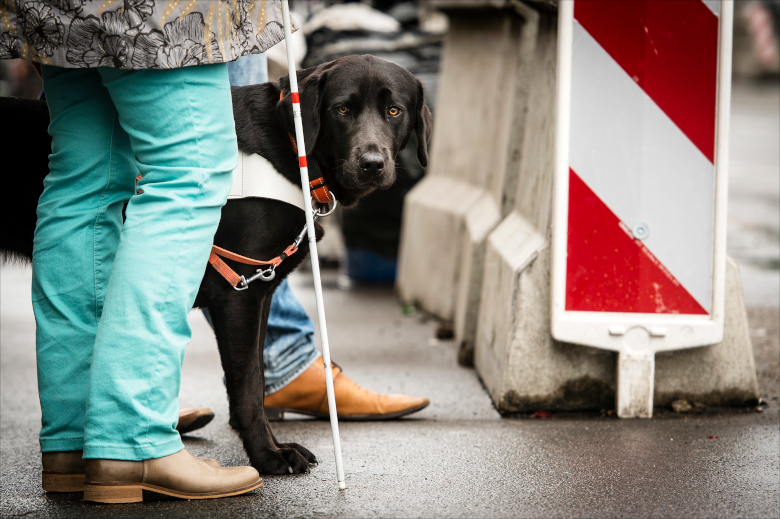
[632,222,650,240]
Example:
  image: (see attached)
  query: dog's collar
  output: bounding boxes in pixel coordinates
[229,151,305,210]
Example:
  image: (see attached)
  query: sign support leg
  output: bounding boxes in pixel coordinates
[617,350,655,418]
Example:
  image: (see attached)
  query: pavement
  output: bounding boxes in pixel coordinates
[1,80,779,518]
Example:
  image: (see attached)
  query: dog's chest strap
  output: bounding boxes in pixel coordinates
[229,151,305,210]
[208,202,334,291]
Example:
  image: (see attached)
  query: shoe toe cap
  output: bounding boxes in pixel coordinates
[227,465,262,486]
[385,394,430,414]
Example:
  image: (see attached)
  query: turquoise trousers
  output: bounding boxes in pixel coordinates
[34,64,237,460]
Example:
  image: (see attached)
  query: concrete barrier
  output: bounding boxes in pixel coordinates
[399,0,760,413]
[471,5,759,413]
[471,12,619,412]
[397,0,541,365]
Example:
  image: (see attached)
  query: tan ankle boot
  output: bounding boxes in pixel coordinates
[42,451,85,492]
[264,357,430,421]
[83,449,261,503]
[41,450,222,493]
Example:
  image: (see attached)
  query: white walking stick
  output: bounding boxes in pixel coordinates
[280,0,346,491]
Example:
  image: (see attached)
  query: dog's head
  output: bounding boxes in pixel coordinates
[277,54,432,206]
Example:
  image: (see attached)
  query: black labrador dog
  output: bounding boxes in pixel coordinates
[0,54,431,475]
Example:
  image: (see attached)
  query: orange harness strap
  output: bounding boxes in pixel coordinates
[287,131,299,154]
[209,243,298,288]
[208,252,244,287]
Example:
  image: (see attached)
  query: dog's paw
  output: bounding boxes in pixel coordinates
[254,447,312,475]
[278,442,317,466]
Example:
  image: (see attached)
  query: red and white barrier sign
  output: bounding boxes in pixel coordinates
[551,0,733,417]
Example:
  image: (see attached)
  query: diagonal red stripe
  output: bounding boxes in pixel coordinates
[575,0,718,163]
[566,168,708,315]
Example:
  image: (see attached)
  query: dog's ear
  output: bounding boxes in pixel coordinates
[414,80,432,168]
[276,65,327,149]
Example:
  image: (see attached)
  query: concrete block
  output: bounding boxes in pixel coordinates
[397,177,483,319]
[654,257,760,406]
[453,193,501,365]
[476,247,759,412]
[475,230,617,412]
[397,4,536,323]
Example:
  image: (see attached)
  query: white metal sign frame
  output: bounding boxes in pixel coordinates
[550,0,734,417]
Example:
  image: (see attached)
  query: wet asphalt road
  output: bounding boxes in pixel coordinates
[2,81,779,518]
[2,266,778,518]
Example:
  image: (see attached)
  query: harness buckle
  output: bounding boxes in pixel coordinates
[232,265,276,291]
[233,275,250,291]
[258,267,276,282]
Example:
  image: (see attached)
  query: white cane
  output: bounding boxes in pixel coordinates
[280,0,346,491]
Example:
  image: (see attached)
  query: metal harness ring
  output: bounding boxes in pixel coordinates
[312,193,338,217]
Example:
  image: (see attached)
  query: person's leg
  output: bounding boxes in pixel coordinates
[226,52,269,85]
[200,278,319,394]
[81,64,236,461]
[263,280,320,393]
[34,66,136,454]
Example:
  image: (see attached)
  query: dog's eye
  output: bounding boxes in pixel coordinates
[388,107,400,116]
[338,106,349,114]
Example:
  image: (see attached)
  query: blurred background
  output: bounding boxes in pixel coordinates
[2,0,777,294]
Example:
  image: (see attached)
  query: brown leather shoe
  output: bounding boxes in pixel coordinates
[264,357,429,421]
[176,407,215,434]
[83,449,261,503]
[41,450,222,493]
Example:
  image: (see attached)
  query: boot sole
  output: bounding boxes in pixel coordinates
[266,401,430,421]
[42,472,86,492]
[83,479,263,503]
[176,409,215,435]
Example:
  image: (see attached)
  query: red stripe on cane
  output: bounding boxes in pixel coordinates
[575,0,718,163]
[566,168,707,315]
[292,92,300,103]
[299,156,307,168]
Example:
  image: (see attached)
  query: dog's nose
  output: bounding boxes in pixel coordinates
[359,153,385,176]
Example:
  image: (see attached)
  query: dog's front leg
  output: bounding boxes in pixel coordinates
[208,291,313,475]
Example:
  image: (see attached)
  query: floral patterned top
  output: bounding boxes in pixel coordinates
[0,1,292,70]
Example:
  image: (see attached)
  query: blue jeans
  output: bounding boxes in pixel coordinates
[206,54,319,394]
